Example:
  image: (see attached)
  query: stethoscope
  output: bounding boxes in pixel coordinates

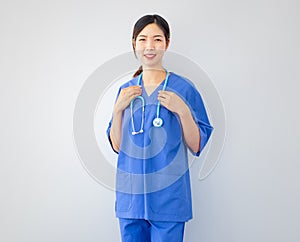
[130,70,170,135]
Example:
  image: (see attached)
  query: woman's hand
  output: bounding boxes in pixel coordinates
[157,90,200,153]
[110,85,142,153]
[114,86,142,114]
[157,90,189,117]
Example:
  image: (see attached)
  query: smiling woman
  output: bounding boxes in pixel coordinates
[131,15,170,78]
[133,23,169,74]
[106,14,213,242]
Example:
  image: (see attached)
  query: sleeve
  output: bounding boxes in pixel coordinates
[187,85,214,157]
[106,119,118,154]
[106,87,122,154]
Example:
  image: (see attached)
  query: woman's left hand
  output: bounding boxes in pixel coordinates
[158,90,200,153]
[157,91,189,116]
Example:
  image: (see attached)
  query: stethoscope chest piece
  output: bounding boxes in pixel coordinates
[152,117,163,127]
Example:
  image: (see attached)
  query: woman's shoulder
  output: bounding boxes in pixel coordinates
[119,76,139,89]
[168,72,197,92]
[169,72,205,107]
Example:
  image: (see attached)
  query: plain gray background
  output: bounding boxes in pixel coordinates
[1,0,299,241]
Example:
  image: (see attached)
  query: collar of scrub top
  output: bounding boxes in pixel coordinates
[130,69,170,135]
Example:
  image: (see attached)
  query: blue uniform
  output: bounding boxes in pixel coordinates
[107,72,213,239]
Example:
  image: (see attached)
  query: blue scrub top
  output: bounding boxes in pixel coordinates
[107,72,213,222]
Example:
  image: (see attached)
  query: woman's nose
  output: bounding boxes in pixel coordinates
[145,40,154,50]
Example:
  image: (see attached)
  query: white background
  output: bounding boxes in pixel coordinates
[0,0,299,241]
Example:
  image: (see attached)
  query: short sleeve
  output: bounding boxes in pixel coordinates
[106,87,122,154]
[186,86,213,156]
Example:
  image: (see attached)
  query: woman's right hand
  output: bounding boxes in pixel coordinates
[110,86,141,152]
[113,86,142,114]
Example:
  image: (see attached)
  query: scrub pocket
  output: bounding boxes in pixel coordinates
[149,174,188,216]
[116,171,132,212]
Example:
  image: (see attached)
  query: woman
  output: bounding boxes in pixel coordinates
[107,14,213,242]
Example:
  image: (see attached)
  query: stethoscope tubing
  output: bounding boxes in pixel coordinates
[130,70,170,135]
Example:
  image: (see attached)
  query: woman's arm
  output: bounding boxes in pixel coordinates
[109,109,123,152]
[177,107,200,153]
[158,90,200,153]
[109,85,142,152]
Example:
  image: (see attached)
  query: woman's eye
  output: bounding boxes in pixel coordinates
[138,38,146,41]
[155,39,162,42]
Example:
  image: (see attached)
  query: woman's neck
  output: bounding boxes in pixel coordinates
[142,67,166,85]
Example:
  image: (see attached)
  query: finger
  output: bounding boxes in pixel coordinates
[131,85,142,92]
[158,90,172,98]
[130,89,142,98]
[131,92,143,99]
[123,85,141,92]
[158,99,171,110]
[158,92,169,101]
[124,86,142,97]
[158,95,169,105]
[129,85,142,90]
[158,90,172,95]
[128,89,143,101]
[157,91,165,98]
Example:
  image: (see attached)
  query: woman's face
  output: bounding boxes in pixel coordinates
[134,23,169,70]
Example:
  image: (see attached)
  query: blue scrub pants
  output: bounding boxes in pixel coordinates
[119,218,185,242]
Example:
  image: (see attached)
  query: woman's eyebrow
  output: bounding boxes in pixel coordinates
[137,34,164,38]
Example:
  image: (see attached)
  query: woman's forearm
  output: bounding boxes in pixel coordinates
[109,110,123,153]
[178,108,200,153]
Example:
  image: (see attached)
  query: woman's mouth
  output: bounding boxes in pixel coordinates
[144,53,156,59]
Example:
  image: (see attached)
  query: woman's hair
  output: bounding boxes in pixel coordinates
[132,14,170,77]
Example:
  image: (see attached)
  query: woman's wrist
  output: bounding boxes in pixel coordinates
[113,106,124,116]
[177,105,191,119]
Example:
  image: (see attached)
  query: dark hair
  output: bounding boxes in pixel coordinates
[132,14,170,77]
